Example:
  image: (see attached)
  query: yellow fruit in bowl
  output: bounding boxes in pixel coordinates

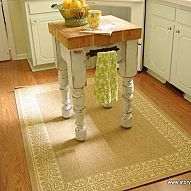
[64,9,75,19]
[79,0,86,7]
[70,0,82,9]
[63,0,71,9]
[76,10,85,18]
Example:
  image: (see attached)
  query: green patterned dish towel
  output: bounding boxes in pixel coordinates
[94,50,118,106]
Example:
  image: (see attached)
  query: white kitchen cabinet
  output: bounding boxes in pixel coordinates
[30,16,62,65]
[22,0,63,71]
[144,0,191,102]
[170,9,191,100]
[144,15,174,81]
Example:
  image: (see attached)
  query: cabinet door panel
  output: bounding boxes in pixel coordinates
[151,2,175,21]
[147,16,174,80]
[31,16,62,65]
[170,24,191,94]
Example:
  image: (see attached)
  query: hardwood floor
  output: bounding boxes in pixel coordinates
[0,60,190,191]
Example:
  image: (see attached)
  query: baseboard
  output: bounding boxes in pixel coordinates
[147,69,166,84]
[29,62,56,72]
[14,53,27,60]
[184,94,191,103]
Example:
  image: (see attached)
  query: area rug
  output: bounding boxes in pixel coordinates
[15,78,191,191]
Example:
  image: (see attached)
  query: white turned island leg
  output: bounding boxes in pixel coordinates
[121,77,134,128]
[119,40,138,129]
[73,89,87,141]
[54,39,72,119]
[70,49,87,141]
[58,69,72,118]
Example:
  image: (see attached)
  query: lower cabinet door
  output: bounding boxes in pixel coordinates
[170,24,191,95]
[146,16,174,81]
[31,15,62,65]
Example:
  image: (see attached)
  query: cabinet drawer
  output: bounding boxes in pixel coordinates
[176,9,191,27]
[27,1,62,15]
[151,2,175,21]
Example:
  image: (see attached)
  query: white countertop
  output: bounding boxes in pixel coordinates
[156,0,191,7]
[94,0,143,2]
[22,0,191,8]
[23,0,143,2]
[95,0,191,8]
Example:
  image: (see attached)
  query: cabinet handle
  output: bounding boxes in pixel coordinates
[32,20,37,24]
[176,30,180,34]
[168,27,172,31]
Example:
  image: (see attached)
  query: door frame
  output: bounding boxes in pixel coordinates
[1,0,16,60]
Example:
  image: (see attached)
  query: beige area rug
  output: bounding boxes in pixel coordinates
[15,78,191,191]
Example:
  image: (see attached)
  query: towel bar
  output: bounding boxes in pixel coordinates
[86,46,119,58]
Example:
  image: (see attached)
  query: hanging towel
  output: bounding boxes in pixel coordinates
[94,50,118,105]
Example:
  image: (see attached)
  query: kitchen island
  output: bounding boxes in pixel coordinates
[49,15,141,141]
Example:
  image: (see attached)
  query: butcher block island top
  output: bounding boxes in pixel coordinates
[48,15,142,49]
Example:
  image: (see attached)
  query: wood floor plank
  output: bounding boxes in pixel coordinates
[134,70,191,134]
[0,60,190,191]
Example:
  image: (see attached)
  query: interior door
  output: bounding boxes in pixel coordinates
[0,0,10,61]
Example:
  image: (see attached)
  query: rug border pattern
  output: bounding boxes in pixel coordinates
[15,80,191,191]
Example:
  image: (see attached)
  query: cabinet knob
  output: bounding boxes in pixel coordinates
[168,27,172,31]
[176,30,180,34]
[32,20,37,24]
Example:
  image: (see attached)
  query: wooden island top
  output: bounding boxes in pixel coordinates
[48,15,142,49]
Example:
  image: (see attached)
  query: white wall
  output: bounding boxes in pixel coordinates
[8,0,27,57]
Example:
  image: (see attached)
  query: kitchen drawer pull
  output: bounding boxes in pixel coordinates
[176,30,180,34]
[31,20,37,24]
